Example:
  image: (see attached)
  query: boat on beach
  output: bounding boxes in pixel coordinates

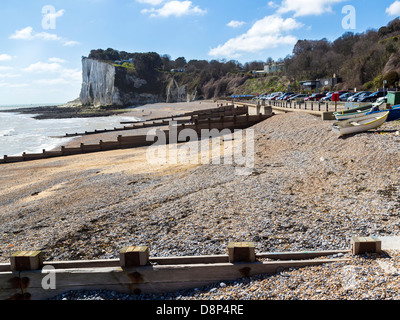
[367,104,400,122]
[333,101,384,121]
[332,111,390,137]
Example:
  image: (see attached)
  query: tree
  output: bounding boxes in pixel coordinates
[174,57,187,69]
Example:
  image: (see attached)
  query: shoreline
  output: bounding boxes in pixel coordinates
[0,100,222,120]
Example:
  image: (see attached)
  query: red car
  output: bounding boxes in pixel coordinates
[304,93,325,101]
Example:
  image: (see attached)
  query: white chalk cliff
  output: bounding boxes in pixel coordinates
[79,58,162,107]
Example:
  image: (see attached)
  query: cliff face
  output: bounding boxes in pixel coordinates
[79,58,162,107]
[165,79,198,103]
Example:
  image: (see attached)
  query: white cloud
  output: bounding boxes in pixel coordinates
[0,54,12,62]
[34,78,70,85]
[0,73,20,78]
[63,40,80,47]
[24,62,63,73]
[62,68,82,81]
[277,0,346,17]
[0,66,13,71]
[23,61,81,86]
[0,83,28,88]
[386,1,400,15]
[10,26,79,47]
[48,58,67,64]
[9,27,34,40]
[268,1,280,9]
[209,15,303,58]
[142,1,207,18]
[227,20,245,28]
[136,0,165,5]
[35,32,62,41]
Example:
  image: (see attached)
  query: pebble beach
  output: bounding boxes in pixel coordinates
[1,102,400,300]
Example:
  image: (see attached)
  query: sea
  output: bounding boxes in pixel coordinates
[0,104,140,157]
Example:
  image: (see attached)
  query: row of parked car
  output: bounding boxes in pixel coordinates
[255,90,388,103]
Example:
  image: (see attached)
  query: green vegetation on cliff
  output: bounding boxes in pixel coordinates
[86,18,400,99]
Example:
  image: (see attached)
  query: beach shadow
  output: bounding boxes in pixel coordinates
[338,129,398,139]
[368,129,398,134]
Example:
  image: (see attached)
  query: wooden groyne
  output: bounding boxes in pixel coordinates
[0,237,382,300]
[66,105,249,137]
[0,113,272,165]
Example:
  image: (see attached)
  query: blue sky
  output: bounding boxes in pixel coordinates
[0,0,400,105]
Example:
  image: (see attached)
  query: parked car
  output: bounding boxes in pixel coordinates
[268,92,283,100]
[339,92,356,101]
[304,93,326,101]
[320,93,333,101]
[282,93,296,101]
[359,91,386,102]
[347,91,372,102]
[288,94,308,101]
[277,92,295,100]
[376,94,388,104]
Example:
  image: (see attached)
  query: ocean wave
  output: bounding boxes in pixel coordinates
[0,128,15,137]
[0,113,139,157]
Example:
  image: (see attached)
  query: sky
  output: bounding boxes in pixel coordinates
[0,0,400,105]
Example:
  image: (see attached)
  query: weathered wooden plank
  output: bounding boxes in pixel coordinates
[0,271,22,300]
[19,259,348,300]
[150,255,229,265]
[258,250,350,260]
[24,250,350,270]
[43,259,120,270]
[0,264,10,272]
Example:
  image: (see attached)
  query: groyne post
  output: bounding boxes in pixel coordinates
[351,237,381,255]
[120,246,150,268]
[228,242,256,263]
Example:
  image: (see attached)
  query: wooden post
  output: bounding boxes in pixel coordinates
[10,251,43,271]
[351,236,382,255]
[228,242,256,263]
[120,246,150,268]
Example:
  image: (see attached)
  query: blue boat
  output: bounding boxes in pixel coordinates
[367,104,400,122]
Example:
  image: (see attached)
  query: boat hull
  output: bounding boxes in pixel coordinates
[333,102,385,121]
[334,109,371,121]
[367,105,400,122]
[332,111,389,137]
